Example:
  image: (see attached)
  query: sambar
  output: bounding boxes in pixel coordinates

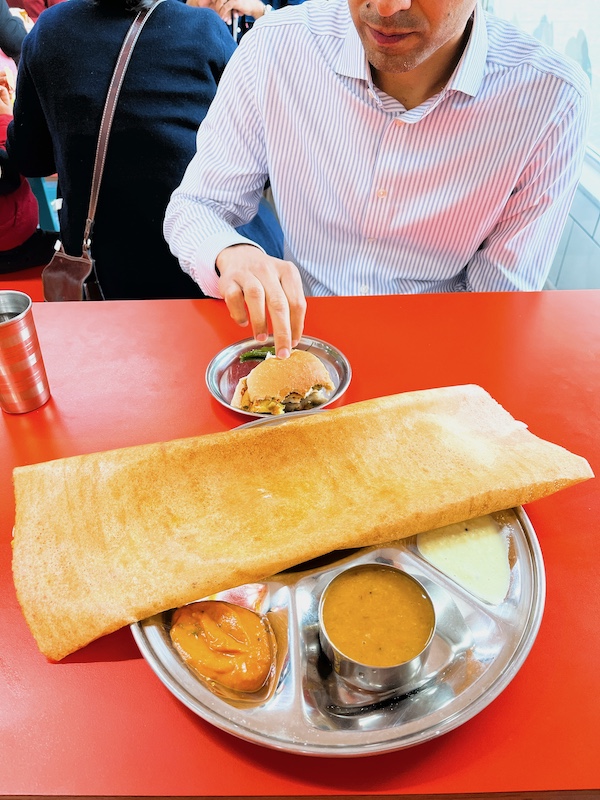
[319,563,435,693]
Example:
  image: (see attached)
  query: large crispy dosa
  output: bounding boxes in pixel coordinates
[12,385,593,661]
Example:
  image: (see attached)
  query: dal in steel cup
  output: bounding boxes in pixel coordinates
[0,291,51,414]
[318,563,436,694]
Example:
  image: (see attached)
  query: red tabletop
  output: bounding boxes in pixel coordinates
[0,266,45,302]
[1,291,598,798]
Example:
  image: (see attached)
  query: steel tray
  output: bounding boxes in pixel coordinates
[132,505,545,756]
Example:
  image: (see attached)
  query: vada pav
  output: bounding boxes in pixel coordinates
[232,349,335,415]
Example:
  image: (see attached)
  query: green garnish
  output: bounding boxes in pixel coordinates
[239,346,276,362]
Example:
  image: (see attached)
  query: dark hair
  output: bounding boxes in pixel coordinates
[92,0,157,13]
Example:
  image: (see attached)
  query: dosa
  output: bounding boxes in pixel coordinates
[12,384,593,661]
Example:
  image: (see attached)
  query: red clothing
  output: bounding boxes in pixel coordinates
[6,0,65,23]
[0,112,38,251]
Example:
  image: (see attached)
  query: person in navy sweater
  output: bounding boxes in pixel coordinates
[7,0,283,299]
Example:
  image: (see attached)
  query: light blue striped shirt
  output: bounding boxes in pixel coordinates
[164,0,591,297]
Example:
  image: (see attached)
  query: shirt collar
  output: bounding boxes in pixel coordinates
[334,6,368,81]
[335,1,488,98]
[447,3,487,97]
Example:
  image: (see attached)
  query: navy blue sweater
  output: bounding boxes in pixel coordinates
[7,0,283,298]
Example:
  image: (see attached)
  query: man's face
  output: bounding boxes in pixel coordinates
[348,0,476,79]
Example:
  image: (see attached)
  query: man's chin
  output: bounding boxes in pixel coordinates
[365,48,418,76]
[359,32,424,74]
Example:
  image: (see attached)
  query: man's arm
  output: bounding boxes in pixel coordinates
[164,32,306,356]
[465,84,591,291]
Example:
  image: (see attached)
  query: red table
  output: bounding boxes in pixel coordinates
[0,265,45,302]
[1,292,598,798]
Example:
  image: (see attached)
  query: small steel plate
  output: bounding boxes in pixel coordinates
[132,503,545,757]
[205,335,351,418]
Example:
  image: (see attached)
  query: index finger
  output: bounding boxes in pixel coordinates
[279,262,307,348]
[257,278,292,359]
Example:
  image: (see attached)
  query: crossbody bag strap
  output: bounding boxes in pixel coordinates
[82,0,165,252]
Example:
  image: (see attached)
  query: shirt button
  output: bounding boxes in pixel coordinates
[359,284,370,295]
[394,118,404,127]
[376,188,387,199]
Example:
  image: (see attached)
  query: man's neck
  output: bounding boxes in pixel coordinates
[372,16,473,110]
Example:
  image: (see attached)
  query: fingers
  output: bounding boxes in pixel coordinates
[214,0,234,21]
[222,258,293,358]
[0,87,12,114]
[216,245,305,359]
[0,69,15,93]
[260,276,291,358]
[220,280,250,329]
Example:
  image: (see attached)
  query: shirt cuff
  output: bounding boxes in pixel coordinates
[189,229,266,298]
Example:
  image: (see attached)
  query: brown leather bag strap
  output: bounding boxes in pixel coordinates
[82,0,165,251]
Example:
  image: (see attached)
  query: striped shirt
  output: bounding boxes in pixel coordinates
[164,0,591,297]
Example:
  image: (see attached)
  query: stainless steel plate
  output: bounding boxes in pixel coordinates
[205,335,351,418]
[132,506,545,757]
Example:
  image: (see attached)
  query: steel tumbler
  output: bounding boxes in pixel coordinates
[0,291,51,414]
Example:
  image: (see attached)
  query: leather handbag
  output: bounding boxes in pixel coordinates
[42,0,164,302]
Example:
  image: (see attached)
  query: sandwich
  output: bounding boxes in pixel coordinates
[231,349,335,415]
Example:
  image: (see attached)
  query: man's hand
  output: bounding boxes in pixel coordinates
[212,0,266,23]
[216,244,306,359]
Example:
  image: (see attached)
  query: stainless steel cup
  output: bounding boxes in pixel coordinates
[0,291,51,414]
[318,564,436,694]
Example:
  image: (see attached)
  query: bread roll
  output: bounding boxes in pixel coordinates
[12,385,593,660]
[232,349,334,414]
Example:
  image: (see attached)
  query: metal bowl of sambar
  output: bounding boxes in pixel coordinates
[318,563,436,694]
